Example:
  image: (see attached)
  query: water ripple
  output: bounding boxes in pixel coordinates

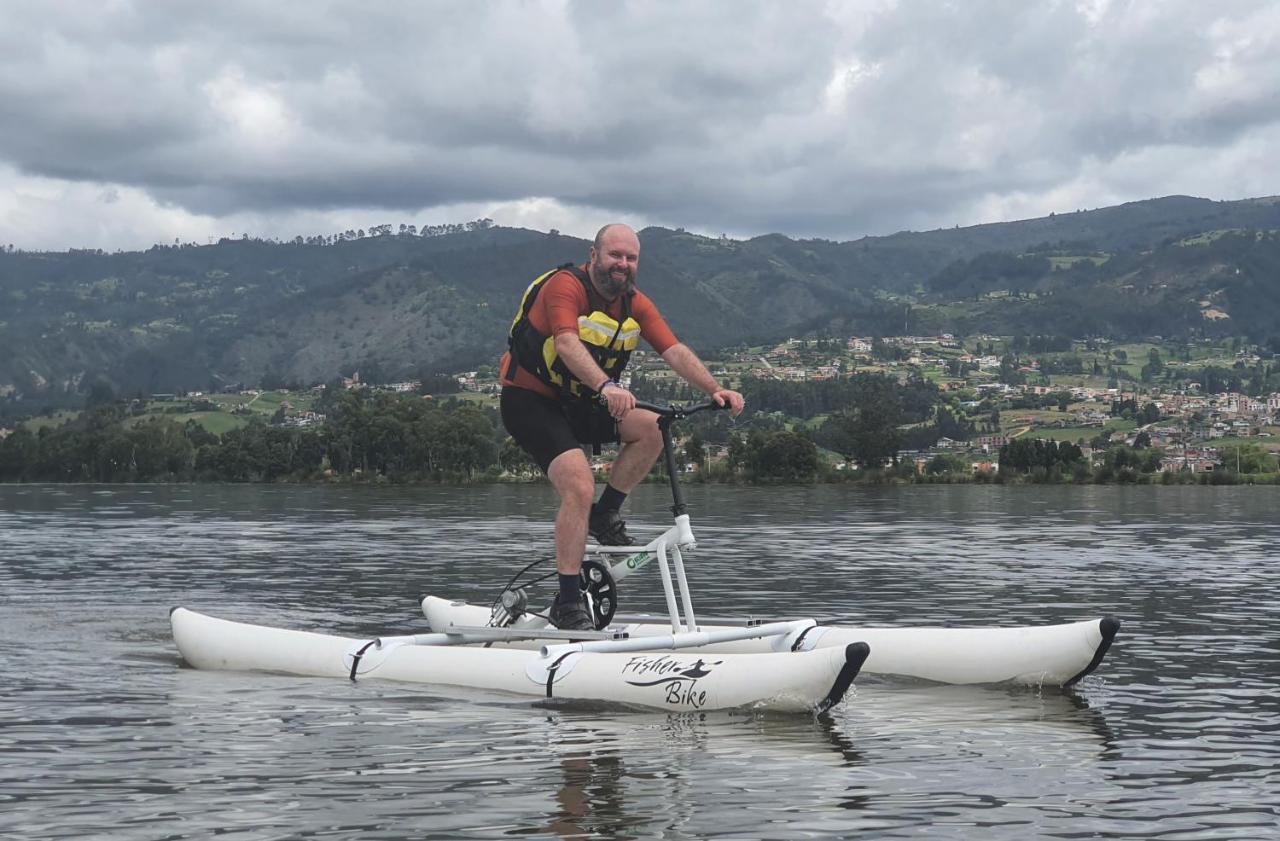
[2,484,1278,840]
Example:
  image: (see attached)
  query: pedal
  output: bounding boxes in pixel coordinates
[490,588,528,627]
[581,559,617,630]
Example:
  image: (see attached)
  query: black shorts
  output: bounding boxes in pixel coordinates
[501,387,620,473]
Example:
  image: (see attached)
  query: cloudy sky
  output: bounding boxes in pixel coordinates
[2,0,1279,251]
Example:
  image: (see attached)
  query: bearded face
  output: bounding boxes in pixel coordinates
[588,228,640,300]
[590,257,635,299]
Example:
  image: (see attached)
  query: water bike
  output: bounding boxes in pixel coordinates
[419,398,1119,687]
[172,399,1118,712]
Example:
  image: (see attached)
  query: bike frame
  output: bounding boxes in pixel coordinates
[582,398,722,634]
[398,399,829,658]
[492,399,722,635]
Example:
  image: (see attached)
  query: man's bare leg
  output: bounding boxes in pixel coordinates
[545,447,600,630]
[606,409,664,492]
[547,447,595,575]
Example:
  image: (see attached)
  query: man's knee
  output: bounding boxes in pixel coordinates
[548,450,595,506]
[620,409,661,447]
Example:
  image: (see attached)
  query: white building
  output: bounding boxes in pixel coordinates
[847,337,872,353]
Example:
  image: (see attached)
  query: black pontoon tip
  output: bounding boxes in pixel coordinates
[816,642,871,714]
[1064,615,1121,687]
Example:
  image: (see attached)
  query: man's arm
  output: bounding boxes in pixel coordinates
[661,343,745,415]
[554,332,639,419]
[660,343,720,393]
[554,332,612,393]
[544,273,616,394]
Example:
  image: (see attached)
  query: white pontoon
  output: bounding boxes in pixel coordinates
[172,399,1118,712]
[170,606,868,712]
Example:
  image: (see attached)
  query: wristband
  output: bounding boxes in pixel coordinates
[597,378,619,393]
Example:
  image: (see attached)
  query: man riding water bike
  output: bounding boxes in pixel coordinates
[499,223,745,631]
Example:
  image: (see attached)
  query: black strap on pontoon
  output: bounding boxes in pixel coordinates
[544,651,577,697]
[1064,616,1122,687]
[349,639,380,682]
[816,643,871,715]
[790,625,817,652]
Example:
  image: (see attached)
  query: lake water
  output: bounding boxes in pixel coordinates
[2,483,1278,840]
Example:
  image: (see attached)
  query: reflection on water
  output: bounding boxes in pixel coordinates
[2,483,1279,839]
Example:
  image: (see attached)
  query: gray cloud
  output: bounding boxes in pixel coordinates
[2,0,1279,249]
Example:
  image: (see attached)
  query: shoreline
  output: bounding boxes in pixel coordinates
[4,471,1279,487]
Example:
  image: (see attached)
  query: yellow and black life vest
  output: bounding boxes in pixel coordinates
[506,264,640,399]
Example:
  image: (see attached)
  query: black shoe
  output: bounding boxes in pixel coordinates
[549,593,595,631]
[589,507,635,546]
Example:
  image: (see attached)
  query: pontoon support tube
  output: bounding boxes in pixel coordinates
[540,619,815,658]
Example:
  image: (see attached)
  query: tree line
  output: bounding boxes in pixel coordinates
[0,391,501,483]
[4,377,1275,485]
[0,373,941,484]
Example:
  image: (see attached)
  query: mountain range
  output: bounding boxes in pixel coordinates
[2,194,1279,405]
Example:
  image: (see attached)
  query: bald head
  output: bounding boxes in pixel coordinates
[593,223,638,252]
[588,223,640,300]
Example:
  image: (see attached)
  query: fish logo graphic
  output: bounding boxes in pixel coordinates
[621,656,723,708]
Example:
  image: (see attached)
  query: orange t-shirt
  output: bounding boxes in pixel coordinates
[499,265,678,398]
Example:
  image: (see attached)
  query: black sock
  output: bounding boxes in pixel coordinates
[594,484,627,514]
[558,572,582,601]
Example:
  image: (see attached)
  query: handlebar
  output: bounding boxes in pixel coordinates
[631,398,728,421]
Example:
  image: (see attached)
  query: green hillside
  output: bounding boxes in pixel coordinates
[2,196,1279,411]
